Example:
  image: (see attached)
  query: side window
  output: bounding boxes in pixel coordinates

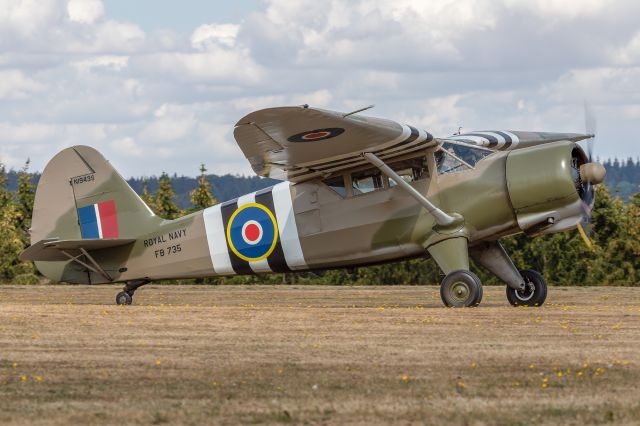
[322,175,347,197]
[387,157,429,187]
[351,169,384,195]
[435,149,470,175]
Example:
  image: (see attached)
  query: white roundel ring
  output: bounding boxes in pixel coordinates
[241,220,263,245]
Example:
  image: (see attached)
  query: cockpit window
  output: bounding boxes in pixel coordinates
[441,142,492,167]
[387,157,429,187]
[435,149,470,175]
[323,175,347,197]
[351,168,384,194]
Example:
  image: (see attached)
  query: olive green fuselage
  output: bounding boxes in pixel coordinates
[31,142,583,284]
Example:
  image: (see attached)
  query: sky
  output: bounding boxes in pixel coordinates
[1,0,639,178]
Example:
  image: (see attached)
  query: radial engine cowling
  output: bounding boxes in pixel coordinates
[505,141,591,235]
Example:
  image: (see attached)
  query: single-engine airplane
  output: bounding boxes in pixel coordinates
[20,105,606,307]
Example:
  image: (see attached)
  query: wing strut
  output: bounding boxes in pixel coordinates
[362,152,458,227]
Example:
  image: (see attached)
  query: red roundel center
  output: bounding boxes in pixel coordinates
[244,223,261,242]
[303,131,330,140]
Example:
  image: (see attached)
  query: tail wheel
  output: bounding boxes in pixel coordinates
[440,270,483,307]
[116,291,133,305]
[506,269,547,307]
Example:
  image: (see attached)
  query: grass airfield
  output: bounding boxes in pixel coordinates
[1,285,639,425]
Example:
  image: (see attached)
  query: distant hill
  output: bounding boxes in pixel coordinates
[4,157,639,208]
[5,171,278,209]
[602,158,640,200]
[126,174,279,208]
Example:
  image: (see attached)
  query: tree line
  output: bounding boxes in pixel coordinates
[0,161,638,286]
[601,157,640,201]
[5,157,639,207]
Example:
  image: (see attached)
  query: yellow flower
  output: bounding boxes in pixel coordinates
[11,363,17,369]
[529,364,535,369]
[541,383,548,389]
[542,377,549,383]
[577,371,584,377]
[401,375,409,383]
[582,363,589,369]
[471,362,478,368]
[557,372,563,377]
[20,375,27,382]
[35,376,42,382]
[155,359,161,366]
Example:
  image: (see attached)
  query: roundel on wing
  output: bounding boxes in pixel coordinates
[287,127,345,142]
[226,203,278,262]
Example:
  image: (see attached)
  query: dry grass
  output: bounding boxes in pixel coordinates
[0,284,639,425]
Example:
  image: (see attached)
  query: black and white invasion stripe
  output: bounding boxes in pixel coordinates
[447,131,520,150]
[202,182,307,275]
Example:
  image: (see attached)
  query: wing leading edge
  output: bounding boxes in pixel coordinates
[442,130,592,151]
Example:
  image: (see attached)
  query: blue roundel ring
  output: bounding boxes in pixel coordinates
[226,203,278,262]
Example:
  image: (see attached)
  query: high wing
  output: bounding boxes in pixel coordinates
[441,130,592,151]
[233,106,439,182]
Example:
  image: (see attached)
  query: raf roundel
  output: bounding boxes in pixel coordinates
[226,203,278,262]
[287,127,345,143]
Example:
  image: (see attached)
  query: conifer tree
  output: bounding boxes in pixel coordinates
[140,178,155,209]
[189,164,217,211]
[0,163,11,209]
[15,159,35,241]
[153,172,182,219]
[0,163,37,283]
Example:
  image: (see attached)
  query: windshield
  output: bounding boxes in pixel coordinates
[435,149,469,174]
[441,142,493,167]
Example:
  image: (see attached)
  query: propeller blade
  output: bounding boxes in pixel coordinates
[584,101,597,161]
[577,222,594,251]
[579,100,598,250]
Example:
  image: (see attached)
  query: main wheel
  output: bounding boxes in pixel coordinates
[116,291,133,305]
[506,269,547,307]
[440,270,483,307]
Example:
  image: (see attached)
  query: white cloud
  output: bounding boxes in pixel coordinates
[67,0,104,24]
[0,0,61,38]
[191,24,239,49]
[0,70,44,99]
[110,137,143,157]
[135,49,263,84]
[2,0,640,176]
[505,0,611,19]
[613,31,640,65]
[72,55,129,72]
[138,104,196,143]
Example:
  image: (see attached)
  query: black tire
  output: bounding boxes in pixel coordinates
[116,291,133,305]
[474,280,484,306]
[506,269,547,307]
[440,270,483,307]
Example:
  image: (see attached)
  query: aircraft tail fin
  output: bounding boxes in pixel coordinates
[27,145,162,282]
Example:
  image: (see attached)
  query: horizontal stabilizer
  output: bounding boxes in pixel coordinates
[20,238,136,262]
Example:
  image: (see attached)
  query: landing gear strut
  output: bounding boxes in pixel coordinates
[506,270,547,307]
[115,280,149,305]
